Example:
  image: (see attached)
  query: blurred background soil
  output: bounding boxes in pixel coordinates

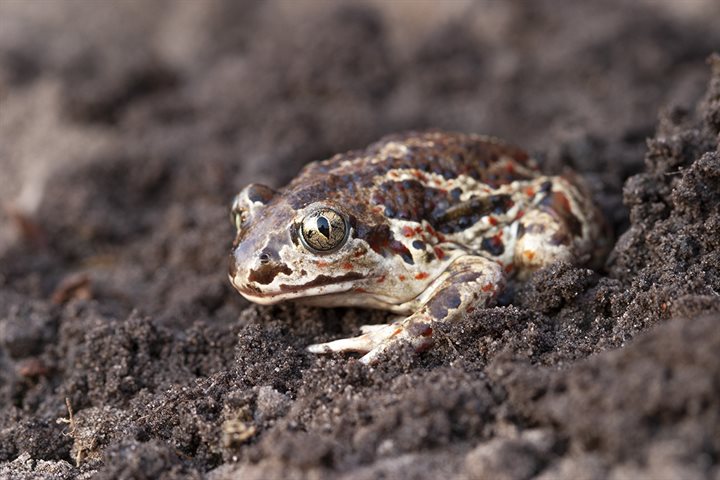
[0,0,719,478]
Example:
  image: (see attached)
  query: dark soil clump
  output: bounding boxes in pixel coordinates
[1,1,719,478]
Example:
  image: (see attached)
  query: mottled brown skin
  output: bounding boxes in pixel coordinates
[285,131,535,234]
[229,131,609,363]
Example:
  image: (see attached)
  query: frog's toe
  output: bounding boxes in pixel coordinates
[307,323,402,356]
[359,324,388,334]
[359,344,389,364]
[359,330,433,364]
[306,333,376,354]
[308,319,434,363]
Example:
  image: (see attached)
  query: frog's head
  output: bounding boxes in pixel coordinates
[228,183,384,305]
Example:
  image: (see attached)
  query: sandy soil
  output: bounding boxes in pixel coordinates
[1,1,719,478]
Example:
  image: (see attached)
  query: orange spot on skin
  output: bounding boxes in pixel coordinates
[482,283,494,292]
[354,249,365,258]
[433,247,445,260]
[415,272,429,280]
[516,210,525,219]
[399,275,406,281]
[504,263,514,273]
[355,287,366,293]
[524,250,535,261]
[553,191,572,212]
[488,216,498,226]
[342,262,353,270]
[524,187,535,197]
[506,163,516,174]
[316,261,328,268]
[402,226,415,238]
[377,275,386,283]
[415,226,423,234]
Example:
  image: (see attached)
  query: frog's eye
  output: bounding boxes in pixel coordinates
[230,208,248,231]
[299,208,349,253]
[230,196,249,231]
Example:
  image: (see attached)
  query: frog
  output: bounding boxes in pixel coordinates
[228,131,609,364]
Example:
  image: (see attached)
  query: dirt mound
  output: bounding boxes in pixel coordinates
[1,1,719,478]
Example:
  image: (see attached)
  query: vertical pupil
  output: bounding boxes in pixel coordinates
[316,216,331,239]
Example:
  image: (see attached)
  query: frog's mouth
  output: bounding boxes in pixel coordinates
[230,271,365,305]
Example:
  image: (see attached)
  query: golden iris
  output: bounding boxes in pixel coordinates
[300,208,348,253]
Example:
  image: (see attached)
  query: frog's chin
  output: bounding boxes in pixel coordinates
[230,273,363,305]
[236,284,355,305]
[235,288,411,315]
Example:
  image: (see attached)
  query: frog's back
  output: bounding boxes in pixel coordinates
[284,131,540,211]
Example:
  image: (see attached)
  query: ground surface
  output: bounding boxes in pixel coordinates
[1,1,719,479]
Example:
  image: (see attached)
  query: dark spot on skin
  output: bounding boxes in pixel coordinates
[390,240,414,265]
[481,236,505,256]
[412,240,426,250]
[429,302,447,320]
[488,194,514,214]
[540,180,553,193]
[358,224,392,255]
[516,223,526,239]
[407,322,433,338]
[429,194,513,234]
[248,263,293,285]
[446,293,462,309]
[428,287,462,320]
[374,179,453,227]
[247,184,276,204]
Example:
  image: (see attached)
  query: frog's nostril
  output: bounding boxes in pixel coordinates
[258,248,278,265]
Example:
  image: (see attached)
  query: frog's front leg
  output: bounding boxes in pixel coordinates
[307,256,504,364]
